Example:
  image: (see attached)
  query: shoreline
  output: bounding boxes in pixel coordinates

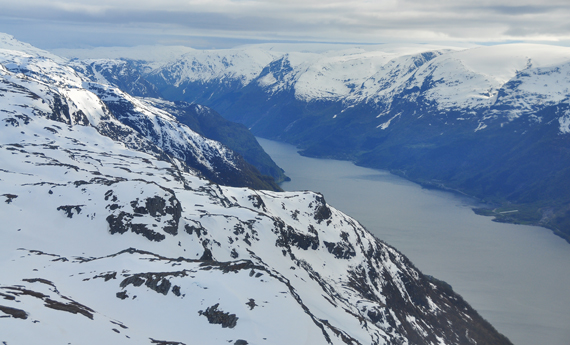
[288,143,570,244]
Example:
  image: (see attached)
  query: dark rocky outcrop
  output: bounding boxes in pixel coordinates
[44,298,94,319]
[323,240,356,260]
[120,272,178,296]
[149,338,186,345]
[274,220,319,251]
[106,189,182,242]
[198,303,238,328]
[57,205,83,218]
[2,193,18,203]
[312,194,332,223]
[0,305,28,319]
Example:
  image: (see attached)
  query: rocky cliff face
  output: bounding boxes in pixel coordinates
[0,34,512,345]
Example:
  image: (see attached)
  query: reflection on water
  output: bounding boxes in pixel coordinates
[259,137,570,345]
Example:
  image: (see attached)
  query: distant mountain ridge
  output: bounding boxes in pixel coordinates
[64,41,570,241]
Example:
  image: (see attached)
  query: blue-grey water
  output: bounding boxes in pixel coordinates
[258,137,570,345]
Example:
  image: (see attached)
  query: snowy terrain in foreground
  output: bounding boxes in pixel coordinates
[0,92,505,345]
[0,34,511,345]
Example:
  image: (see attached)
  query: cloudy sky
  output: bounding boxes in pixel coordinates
[1,0,569,49]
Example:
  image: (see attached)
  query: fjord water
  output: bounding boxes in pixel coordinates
[258,138,570,345]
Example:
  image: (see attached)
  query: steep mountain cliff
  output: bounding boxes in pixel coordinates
[69,57,288,184]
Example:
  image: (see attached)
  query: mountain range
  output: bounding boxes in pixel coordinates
[66,41,570,242]
[0,34,512,344]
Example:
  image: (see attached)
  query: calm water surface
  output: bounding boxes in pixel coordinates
[259,138,570,345]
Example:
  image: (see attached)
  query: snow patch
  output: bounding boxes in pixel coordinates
[558,110,570,134]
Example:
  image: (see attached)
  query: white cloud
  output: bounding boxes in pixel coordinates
[0,0,569,48]
[50,1,110,15]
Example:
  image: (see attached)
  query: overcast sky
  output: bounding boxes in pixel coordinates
[1,0,570,49]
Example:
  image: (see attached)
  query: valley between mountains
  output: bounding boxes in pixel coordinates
[0,34,514,344]
[64,41,570,242]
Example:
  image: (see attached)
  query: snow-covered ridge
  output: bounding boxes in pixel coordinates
[149,48,279,87]
[122,42,570,120]
[50,41,570,121]
[0,33,64,63]
[0,88,510,345]
[52,45,196,71]
[0,47,251,184]
[136,42,570,134]
[404,44,570,112]
[254,44,570,109]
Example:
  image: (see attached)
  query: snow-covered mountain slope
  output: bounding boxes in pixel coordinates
[149,48,279,88]
[398,45,570,119]
[141,98,289,183]
[141,47,280,106]
[55,41,570,122]
[0,33,63,63]
[56,41,570,131]
[70,59,161,98]
[0,73,512,345]
[227,44,570,124]
[125,43,569,119]
[52,45,197,72]
[114,42,570,239]
[0,45,281,191]
[64,56,288,185]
